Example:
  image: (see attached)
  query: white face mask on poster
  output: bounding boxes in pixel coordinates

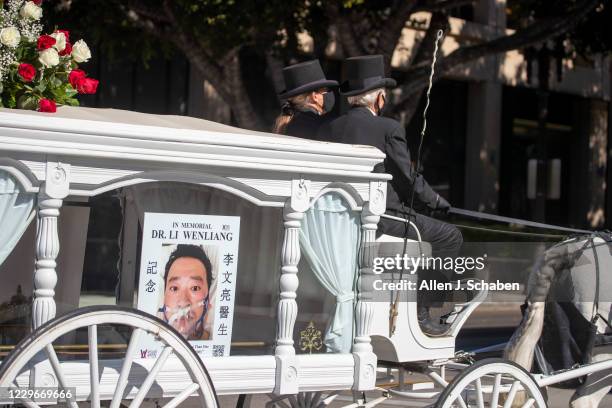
[160,296,209,337]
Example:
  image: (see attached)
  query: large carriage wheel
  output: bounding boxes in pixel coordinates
[436,359,546,408]
[0,305,219,408]
[236,391,340,408]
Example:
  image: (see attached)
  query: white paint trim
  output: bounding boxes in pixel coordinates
[0,111,389,181]
[0,110,385,159]
[309,183,365,211]
[12,354,358,399]
[0,158,40,193]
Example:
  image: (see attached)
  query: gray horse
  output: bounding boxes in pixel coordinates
[504,233,612,408]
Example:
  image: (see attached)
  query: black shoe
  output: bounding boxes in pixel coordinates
[417,305,450,337]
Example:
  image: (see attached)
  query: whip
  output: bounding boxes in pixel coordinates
[389,29,445,336]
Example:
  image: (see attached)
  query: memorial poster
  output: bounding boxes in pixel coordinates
[136,212,240,358]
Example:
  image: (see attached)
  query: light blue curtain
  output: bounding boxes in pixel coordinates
[299,193,360,353]
[0,170,35,265]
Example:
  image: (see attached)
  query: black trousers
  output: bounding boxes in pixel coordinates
[378,210,463,308]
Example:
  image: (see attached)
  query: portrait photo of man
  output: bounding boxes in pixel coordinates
[158,244,216,340]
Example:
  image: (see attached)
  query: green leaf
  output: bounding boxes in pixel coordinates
[6,93,16,109]
[17,94,38,111]
[64,97,79,106]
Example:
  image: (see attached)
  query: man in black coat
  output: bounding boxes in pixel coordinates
[273,59,338,140]
[319,55,463,336]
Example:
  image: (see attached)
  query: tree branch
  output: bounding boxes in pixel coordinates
[392,0,600,114]
[414,0,476,13]
[126,0,170,24]
[391,12,449,119]
[124,3,233,99]
[327,2,366,57]
[376,0,419,68]
[438,0,599,74]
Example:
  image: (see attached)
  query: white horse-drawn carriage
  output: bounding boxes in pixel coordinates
[0,106,610,408]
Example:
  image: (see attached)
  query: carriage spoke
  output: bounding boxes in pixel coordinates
[110,327,143,408]
[44,344,79,408]
[128,346,172,407]
[13,397,42,408]
[520,398,535,408]
[287,395,299,408]
[456,395,468,408]
[88,325,100,408]
[489,374,502,408]
[161,382,200,408]
[10,382,43,408]
[502,380,521,408]
[305,392,315,407]
[265,394,293,408]
[318,393,340,407]
[475,378,484,408]
[310,391,322,407]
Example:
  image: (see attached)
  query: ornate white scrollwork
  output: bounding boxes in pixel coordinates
[44,162,70,199]
[290,178,310,213]
[368,181,387,216]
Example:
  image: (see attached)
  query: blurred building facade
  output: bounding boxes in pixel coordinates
[78,0,611,230]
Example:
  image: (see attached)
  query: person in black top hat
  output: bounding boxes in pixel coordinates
[273,60,338,139]
[319,55,463,336]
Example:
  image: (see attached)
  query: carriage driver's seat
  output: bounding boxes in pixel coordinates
[369,229,487,363]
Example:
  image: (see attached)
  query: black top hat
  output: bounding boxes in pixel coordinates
[278,60,338,99]
[340,55,397,96]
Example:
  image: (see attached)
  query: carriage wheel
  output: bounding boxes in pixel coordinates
[435,359,546,408]
[236,391,340,408]
[0,305,219,408]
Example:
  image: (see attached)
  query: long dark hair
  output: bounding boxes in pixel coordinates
[273,93,310,134]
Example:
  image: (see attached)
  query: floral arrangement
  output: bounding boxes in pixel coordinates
[0,0,98,113]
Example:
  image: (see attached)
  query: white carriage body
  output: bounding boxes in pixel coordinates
[0,106,478,402]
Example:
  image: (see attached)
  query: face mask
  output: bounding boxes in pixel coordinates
[161,295,209,337]
[323,91,335,114]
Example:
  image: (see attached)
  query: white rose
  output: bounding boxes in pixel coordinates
[0,27,21,48]
[71,39,91,63]
[50,31,66,52]
[19,1,43,20]
[39,48,59,67]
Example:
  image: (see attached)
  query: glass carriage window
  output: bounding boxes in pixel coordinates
[0,170,36,350]
[115,182,283,357]
[295,192,361,354]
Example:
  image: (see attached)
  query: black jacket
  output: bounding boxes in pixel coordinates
[318,106,439,214]
[285,110,332,140]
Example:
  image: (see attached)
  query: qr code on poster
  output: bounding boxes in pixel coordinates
[212,344,225,357]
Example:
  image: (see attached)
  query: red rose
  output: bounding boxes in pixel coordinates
[59,41,72,56]
[32,0,43,4]
[57,30,70,43]
[17,63,36,82]
[37,35,56,50]
[38,99,57,113]
[68,69,86,88]
[75,77,99,94]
